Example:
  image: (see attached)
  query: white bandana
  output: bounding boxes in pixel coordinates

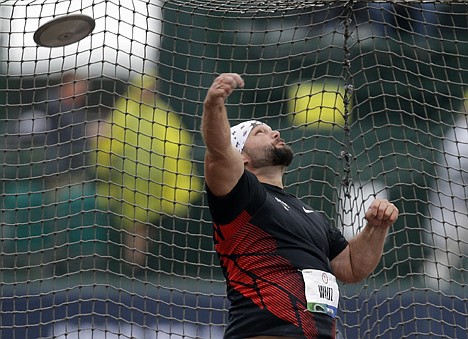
[230,120,264,153]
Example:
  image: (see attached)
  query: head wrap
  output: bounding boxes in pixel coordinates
[230,120,265,153]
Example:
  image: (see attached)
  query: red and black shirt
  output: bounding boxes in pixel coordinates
[207,170,349,338]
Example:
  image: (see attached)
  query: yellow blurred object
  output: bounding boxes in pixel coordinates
[465,88,468,111]
[287,81,348,129]
[95,79,201,229]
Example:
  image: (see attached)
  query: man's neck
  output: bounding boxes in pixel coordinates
[248,166,285,189]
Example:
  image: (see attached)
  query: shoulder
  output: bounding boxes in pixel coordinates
[207,170,266,224]
[207,170,263,201]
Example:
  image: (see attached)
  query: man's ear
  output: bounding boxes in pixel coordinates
[240,152,249,166]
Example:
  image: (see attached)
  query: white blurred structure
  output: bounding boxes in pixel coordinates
[1,0,162,77]
[424,111,468,289]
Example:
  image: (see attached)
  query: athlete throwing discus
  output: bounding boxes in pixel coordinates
[201,73,399,339]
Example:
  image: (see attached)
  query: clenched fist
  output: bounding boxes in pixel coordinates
[364,198,399,229]
[204,73,244,107]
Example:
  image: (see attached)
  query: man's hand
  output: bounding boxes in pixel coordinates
[204,73,244,107]
[364,198,399,229]
[332,198,399,283]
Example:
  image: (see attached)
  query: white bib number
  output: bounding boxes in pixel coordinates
[301,269,339,318]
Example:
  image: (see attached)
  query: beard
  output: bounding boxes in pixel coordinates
[247,144,294,169]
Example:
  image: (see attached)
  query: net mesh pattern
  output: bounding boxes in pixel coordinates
[0,0,467,338]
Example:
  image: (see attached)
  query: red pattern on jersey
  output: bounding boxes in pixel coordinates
[214,213,320,338]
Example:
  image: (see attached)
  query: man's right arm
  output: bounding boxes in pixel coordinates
[201,73,245,197]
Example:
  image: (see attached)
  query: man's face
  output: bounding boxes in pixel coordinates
[242,124,294,168]
[61,78,88,107]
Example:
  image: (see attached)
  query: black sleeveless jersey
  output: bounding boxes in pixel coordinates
[207,170,349,339]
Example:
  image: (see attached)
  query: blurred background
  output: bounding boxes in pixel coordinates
[0,0,467,337]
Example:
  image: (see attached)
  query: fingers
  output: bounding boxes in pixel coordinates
[205,73,244,104]
[365,198,399,226]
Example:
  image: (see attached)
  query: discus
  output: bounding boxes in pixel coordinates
[34,14,95,47]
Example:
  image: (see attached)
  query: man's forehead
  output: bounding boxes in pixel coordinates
[230,120,268,152]
[250,123,272,133]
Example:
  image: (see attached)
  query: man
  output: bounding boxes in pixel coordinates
[201,73,399,339]
[95,74,201,271]
[45,72,91,173]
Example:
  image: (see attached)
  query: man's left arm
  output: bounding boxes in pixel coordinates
[331,198,399,284]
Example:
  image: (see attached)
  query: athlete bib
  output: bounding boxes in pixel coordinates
[301,269,339,318]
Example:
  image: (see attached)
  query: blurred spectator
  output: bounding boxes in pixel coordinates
[0,93,115,277]
[424,110,468,290]
[294,3,443,41]
[354,2,442,38]
[39,72,116,275]
[94,74,202,273]
[44,71,96,174]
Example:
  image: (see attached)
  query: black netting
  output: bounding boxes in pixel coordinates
[0,1,467,338]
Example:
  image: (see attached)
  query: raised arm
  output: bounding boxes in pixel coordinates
[201,73,245,197]
[331,198,399,283]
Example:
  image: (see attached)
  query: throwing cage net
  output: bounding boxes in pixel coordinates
[1,0,467,337]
